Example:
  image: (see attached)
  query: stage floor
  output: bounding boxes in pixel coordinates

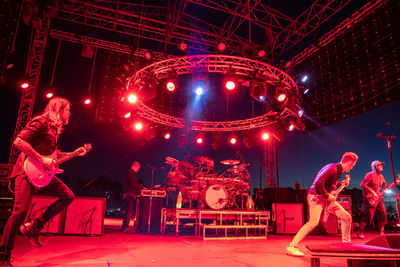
[4,219,397,267]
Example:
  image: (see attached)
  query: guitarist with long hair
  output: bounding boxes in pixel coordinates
[357,160,387,238]
[0,97,89,266]
[286,152,359,257]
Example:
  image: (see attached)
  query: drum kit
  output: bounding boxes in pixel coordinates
[165,156,251,210]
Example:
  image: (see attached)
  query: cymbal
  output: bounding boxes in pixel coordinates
[165,157,179,167]
[193,156,214,165]
[221,159,240,165]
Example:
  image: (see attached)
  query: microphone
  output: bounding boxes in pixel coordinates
[377,133,396,139]
[147,163,157,170]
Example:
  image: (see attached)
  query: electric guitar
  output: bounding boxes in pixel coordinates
[322,174,350,222]
[24,144,92,188]
[365,175,400,207]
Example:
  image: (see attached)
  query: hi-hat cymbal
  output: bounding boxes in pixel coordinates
[221,159,240,165]
[193,156,214,165]
[165,157,179,166]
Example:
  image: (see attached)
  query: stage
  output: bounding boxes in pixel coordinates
[4,218,396,267]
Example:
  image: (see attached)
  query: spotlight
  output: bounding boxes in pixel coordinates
[275,87,287,102]
[164,133,171,140]
[261,132,269,141]
[84,98,91,105]
[301,75,308,83]
[124,112,131,119]
[21,82,29,89]
[225,80,236,90]
[127,94,138,103]
[217,42,227,52]
[257,49,266,58]
[178,42,187,52]
[195,87,203,96]
[230,137,237,145]
[134,122,143,131]
[303,88,309,94]
[166,81,176,92]
[259,95,266,102]
[288,123,295,131]
[46,92,53,99]
[196,137,203,144]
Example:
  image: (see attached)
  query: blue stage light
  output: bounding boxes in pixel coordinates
[195,87,203,96]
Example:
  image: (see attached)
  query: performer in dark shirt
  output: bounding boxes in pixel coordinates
[286,152,359,257]
[358,160,387,238]
[121,161,142,232]
[0,97,88,266]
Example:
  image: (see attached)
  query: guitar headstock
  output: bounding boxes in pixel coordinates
[83,143,92,152]
[75,143,92,155]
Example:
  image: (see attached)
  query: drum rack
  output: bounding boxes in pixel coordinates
[160,208,270,240]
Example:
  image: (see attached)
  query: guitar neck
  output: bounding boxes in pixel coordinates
[56,151,80,165]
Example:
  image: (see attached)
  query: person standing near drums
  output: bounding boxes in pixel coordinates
[121,161,142,232]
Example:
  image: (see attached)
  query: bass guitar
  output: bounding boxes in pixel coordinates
[322,174,350,222]
[365,175,400,207]
[24,144,92,188]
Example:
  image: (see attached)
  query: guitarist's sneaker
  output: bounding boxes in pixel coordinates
[286,246,305,257]
[357,230,364,239]
[20,221,43,248]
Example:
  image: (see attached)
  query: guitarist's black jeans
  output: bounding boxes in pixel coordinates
[0,173,75,257]
[360,197,387,231]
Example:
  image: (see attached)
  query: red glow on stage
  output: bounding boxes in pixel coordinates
[124,112,131,119]
[46,92,53,98]
[230,137,237,144]
[225,80,236,90]
[134,122,143,131]
[164,133,171,139]
[128,94,137,103]
[84,98,91,105]
[166,81,176,91]
[21,82,29,89]
[196,137,203,144]
[261,132,269,140]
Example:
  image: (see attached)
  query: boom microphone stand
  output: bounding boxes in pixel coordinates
[377,133,400,224]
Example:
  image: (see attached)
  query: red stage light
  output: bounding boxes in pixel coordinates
[46,92,53,98]
[257,49,266,58]
[164,133,171,139]
[277,93,286,102]
[288,124,295,131]
[134,122,143,131]
[124,112,131,119]
[261,132,269,140]
[84,98,91,105]
[230,137,237,144]
[225,80,236,90]
[127,94,137,103]
[178,42,187,51]
[21,82,29,89]
[166,81,175,91]
[196,137,203,144]
[217,42,226,52]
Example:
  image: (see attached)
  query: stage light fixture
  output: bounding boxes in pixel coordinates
[178,42,187,52]
[46,92,53,99]
[291,117,306,131]
[261,132,269,141]
[250,81,266,102]
[144,51,152,61]
[217,42,227,52]
[124,112,131,119]
[303,88,309,94]
[21,82,29,89]
[165,73,179,92]
[166,81,176,91]
[84,98,91,105]
[128,94,138,103]
[164,133,171,139]
[134,122,143,131]
[275,87,287,102]
[301,75,308,83]
[257,49,266,58]
[288,123,295,131]
[287,104,304,117]
[195,87,204,96]
[196,136,203,144]
[225,80,236,90]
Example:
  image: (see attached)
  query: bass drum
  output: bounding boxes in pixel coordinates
[200,184,228,210]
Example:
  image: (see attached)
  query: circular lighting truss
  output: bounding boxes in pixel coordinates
[126,54,300,132]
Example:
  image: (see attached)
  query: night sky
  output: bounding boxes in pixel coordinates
[0,0,399,195]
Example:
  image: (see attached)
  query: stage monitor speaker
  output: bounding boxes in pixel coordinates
[64,197,106,235]
[366,234,400,249]
[137,196,163,233]
[29,195,65,234]
[272,203,304,234]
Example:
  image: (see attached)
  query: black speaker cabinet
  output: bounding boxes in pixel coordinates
[272,203,304,234]
[137,196,163,233]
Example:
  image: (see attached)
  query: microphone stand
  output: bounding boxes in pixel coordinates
[147,165,156,233]
[380,135,400,224]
